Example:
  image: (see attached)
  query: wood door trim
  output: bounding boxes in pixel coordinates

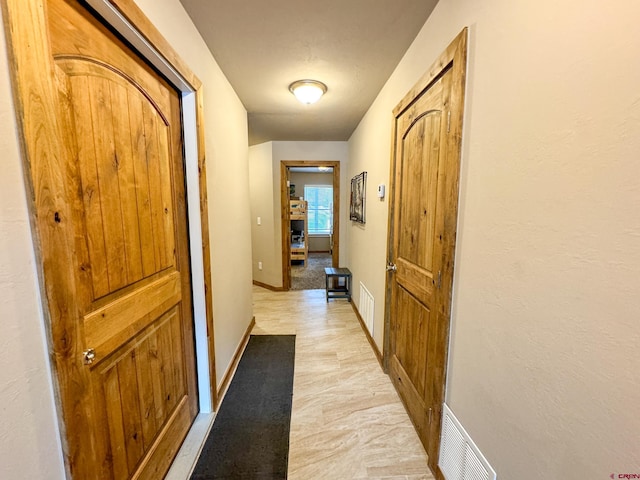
[195,88,218,409]
[1,0,217,475]
[280,160,340,290]
[103,0,202,90]
[384,28,468,479]
[392,30,466,118]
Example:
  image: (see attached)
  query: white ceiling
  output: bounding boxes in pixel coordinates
[179,0,439,145]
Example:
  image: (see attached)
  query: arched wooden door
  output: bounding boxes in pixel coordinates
[386,29,467,477]
[4,0,199,477]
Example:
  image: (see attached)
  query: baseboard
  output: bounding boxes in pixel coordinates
[351,302,383,368]
[252,280,286,292]
[215,316,256,409]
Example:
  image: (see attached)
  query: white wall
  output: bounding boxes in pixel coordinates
[249,142,281,285]
[289,171,333,198]
[249,141,349,287]
[347,126,391,348]
[0,0,253,476]
[348,0,640,478]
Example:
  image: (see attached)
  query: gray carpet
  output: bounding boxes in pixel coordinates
[290,253,332,290]
[190,335,295,479]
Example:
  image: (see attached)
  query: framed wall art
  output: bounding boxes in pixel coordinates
[350,171,366,224]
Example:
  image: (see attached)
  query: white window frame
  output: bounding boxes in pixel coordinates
[304,184,333,235]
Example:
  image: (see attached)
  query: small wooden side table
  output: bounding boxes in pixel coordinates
[324,267,352,302]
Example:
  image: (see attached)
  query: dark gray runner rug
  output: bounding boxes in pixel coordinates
[190,335,296,479]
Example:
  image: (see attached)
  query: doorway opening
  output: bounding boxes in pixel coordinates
[280,161,340,290]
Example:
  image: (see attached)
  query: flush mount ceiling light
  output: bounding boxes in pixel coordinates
[289,79,327,104]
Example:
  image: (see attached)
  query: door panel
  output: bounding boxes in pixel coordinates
[389,71,449,457]
[82,271,182,358]
[393,285,431,396]
[58,58,177,298]
[100,308,186,476]
[386,30,467,477]
[397,110,442,272]
[40,1,199,478]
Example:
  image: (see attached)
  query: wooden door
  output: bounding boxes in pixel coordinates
[285,167,293,289]
[6,0,199,478]
[386,30,467,476]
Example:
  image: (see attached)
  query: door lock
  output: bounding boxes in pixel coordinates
[83,348,96,365]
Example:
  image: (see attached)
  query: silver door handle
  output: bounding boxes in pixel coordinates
[386,263,397,272]
[83,348,96,365]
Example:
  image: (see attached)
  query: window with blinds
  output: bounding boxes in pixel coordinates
[304,185,333,234]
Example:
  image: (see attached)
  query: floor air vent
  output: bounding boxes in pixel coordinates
[358,282,374,336]
[439,404,497,480]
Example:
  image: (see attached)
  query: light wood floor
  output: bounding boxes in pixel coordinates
[252,286,434,480]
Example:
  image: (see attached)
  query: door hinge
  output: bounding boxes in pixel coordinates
[447,110,451,133]
[436,271,442,289]
[428,407,433,424]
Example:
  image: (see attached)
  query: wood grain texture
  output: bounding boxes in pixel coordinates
[2,1,202,477]
[133,397,192,480]
[290,200,309,262]
[393,286,430,398]
[106,0,202,90]
[1,0,103,476]
[195,86,218,410]
[429,30,468,480]
[104,365,128,479]
[331,162,341,268]
[392,29,467,118]
[85,0,218,408]
[95,306,188,477]
[96,0,218,410]
[280,161,291,289]
[91,76,129,291]
[134,337,158,450]
[83,271,181,359]
[166,83,199,420]
[389,70,449,461]
[385,28,468,479]
[131,96,157,279]
[147,326,167,428]
[117,348,145,472]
